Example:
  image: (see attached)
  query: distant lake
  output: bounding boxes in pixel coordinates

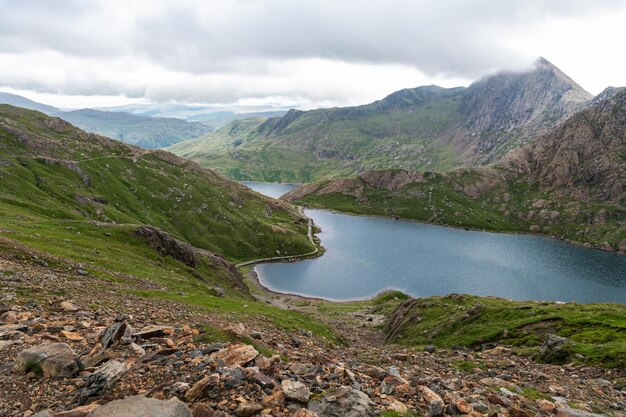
[241,182,298,199]
[244,182,626,303]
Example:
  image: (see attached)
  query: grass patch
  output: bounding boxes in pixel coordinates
[385,295,626,368]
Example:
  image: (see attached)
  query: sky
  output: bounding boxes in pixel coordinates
[1,0,625,110]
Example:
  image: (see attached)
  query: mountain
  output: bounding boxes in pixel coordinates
[283,88,626,251]
[1,107,625,417]
[0,104,313,265]
[169,58,592,182]
[58,108,213,148]
[0,91,59,114]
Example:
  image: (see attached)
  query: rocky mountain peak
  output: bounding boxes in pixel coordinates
[458,57,593,162]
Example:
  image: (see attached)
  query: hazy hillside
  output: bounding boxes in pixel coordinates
[170,58,592,182]
[58,108,213,148]
[0,91,59,114]
[284,89,626,251]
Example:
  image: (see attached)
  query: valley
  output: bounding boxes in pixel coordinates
[0,57,624,417]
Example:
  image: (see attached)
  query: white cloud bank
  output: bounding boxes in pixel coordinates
[0,0,624,108]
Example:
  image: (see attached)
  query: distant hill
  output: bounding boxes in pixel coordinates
[0,93,284,149]
[283,88,626,252]
[58,108,213,148]
[170,58,593,182]
[97,103,287,129]
[0,91,59,115]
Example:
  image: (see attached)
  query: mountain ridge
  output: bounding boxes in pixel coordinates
[283,88,626,252]
[170,58,595,182]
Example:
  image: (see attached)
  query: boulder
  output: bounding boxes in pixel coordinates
[212,343,258,367]
[308,386,373,417]
[540,334,572,363]
[13,343,81,377]
[135,226,197,267]
[185,373,221,401]
[79,360,127,404]
[86,396,192,417]
[555,407,607,417]
[281,379,311,403]
[99,322,127,348]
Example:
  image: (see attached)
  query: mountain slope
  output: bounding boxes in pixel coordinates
[0,91,59,115]
[283,89,626,251]
[170,58,592,182]
[58,108,213,148]
[0,104,313,263]
[0,94,216,148]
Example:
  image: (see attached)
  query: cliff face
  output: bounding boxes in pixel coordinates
[502,87,626,201]
[458,57,593,162]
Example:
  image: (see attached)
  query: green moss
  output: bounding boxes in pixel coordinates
[385,295,626,368]
[452,360,487,373]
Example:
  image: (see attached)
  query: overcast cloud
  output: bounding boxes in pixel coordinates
[1,0,625,109]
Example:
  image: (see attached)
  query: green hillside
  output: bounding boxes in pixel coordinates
[0,105,314,263]
[59,108,212,149]
[168,89,461,182]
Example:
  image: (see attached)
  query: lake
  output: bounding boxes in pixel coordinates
[244,182,626,303]
[242,181,300,199]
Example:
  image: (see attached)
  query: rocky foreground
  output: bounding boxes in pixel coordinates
[1,256,625,417]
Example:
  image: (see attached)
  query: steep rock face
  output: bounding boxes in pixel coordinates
[502,88,626,201]
[458,57,592,162]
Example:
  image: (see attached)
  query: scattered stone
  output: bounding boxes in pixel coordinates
[427,399,445,417]
[555,407,607,417]
[185,374,221,401]
[235,402,262,417]
[86,396,192,417]
[60,301,79,312]
[133,325,172,339]
[79,360,127,404]
[308,386,373,417]
[293,409,319,417]
[455,398,473,414]
[99,321,127,349]
[56,403,100,417]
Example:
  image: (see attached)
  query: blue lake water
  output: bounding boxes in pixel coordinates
[244,182,626,303]
[241,182,299,199]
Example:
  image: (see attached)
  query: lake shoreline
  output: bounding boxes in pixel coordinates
[299,204,626,256]
[241,182,626,304]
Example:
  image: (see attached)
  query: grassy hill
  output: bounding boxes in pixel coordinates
[0,104,337,335]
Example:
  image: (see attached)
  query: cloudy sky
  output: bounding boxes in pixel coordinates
[1,0,625,109]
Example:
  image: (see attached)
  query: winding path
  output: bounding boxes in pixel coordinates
[235,208,318,269]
